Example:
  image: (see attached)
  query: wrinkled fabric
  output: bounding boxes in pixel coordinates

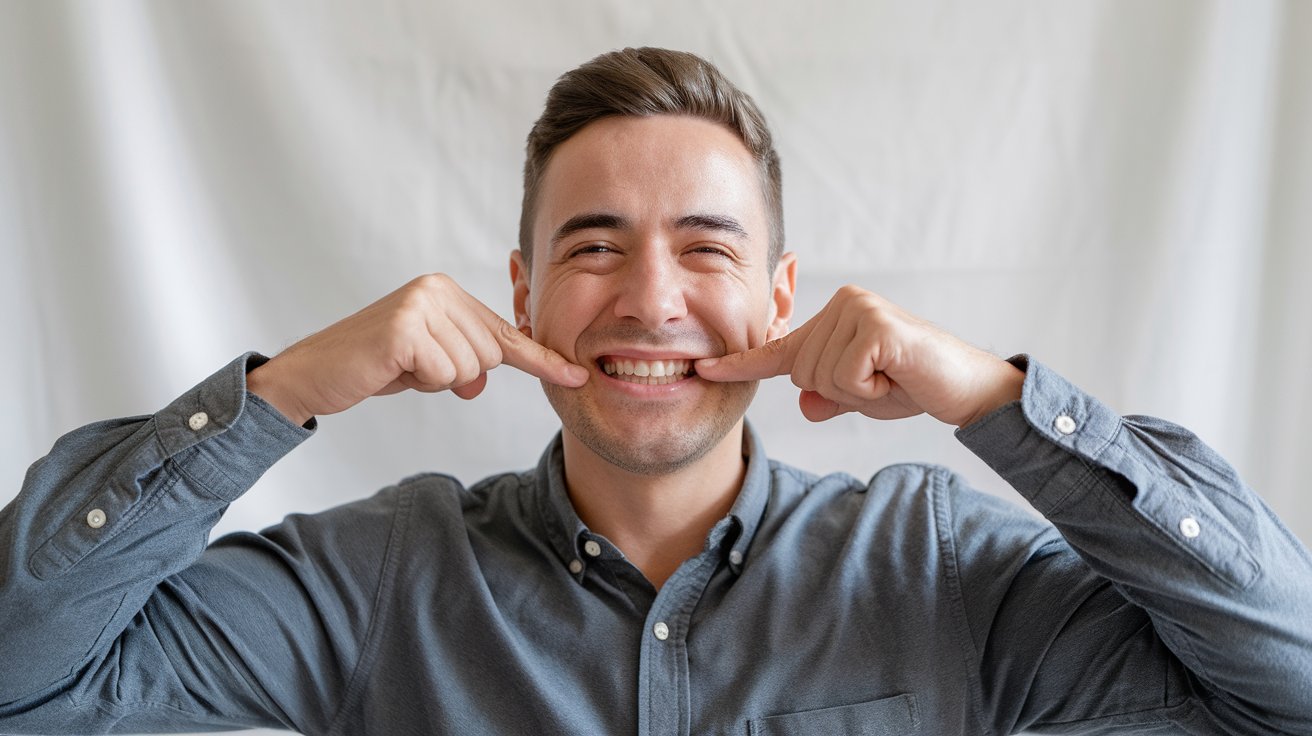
[1,352,1310,735]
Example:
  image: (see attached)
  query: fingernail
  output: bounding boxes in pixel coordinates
[698,358,718,369]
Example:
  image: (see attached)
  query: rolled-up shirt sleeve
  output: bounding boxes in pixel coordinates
[955,355,1312,734]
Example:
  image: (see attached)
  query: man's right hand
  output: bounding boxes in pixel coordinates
[246,274,589,426]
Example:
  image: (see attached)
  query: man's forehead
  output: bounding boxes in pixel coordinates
[546,114,753,171]
[532,115,766,246]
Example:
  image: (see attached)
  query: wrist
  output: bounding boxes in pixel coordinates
[958,360,1025,429]
[247,362,314,427]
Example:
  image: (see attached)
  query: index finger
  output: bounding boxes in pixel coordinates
[475,306,589,387]
[694,322,811,382]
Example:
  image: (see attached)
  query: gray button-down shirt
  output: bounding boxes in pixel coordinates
[1,352,1310,735]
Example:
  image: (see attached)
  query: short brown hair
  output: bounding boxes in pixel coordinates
[519,47,783,273]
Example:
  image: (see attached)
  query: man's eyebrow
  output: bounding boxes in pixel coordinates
[550,212,631,248]
[674,213,748,238]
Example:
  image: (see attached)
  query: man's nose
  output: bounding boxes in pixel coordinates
[612,252,689,328]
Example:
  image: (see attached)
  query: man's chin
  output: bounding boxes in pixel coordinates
[584,431,722,476]
[542,381,756,476]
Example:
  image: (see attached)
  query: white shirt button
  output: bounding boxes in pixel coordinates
[567,559,583,574]
[1054,414,1077,435]
[728,550,744,566]
[86,509,107,529]
[653,622,670,641]
[1180,516,1201,539]
[583,540,602,557]
[188,412,209,431]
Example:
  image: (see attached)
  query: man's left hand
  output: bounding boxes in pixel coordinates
[693,285,1024,427]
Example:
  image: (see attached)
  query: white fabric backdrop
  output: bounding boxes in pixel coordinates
[2,2,1310,734]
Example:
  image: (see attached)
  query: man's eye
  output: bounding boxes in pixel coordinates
[571,245,614,256]
[691,246,730,257]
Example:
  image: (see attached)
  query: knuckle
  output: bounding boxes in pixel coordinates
[479,341,505,370]
[453,369,480,388]
[446,349,469,373]
[816,369,838,389]
[761,339,785,358]
[394,285,434,317]
[411,273,457,302]
[835,366,865,393]
[824,379,850,402]
[416,272,453,290]
[396,373,425,393]
[495,318,525,346]
[856,297,888,324]
[836,378,866,401]
[434,361,458,387]
[411,378,443,394]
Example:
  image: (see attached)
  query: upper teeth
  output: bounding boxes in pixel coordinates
[602,358,692,378]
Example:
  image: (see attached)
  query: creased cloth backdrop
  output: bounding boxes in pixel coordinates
[2,2,1311,734]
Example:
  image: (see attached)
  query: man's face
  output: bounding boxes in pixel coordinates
[512,115,795,476]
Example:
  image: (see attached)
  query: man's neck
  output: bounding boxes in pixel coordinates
[560,421,748,591]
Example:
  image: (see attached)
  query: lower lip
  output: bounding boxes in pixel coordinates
[596,367,701,397]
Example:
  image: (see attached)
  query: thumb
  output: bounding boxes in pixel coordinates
[799,389,846,423]
[450,372,488,400]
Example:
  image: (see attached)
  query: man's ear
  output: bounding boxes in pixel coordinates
[509,249,532,338]
[765,251,798,341]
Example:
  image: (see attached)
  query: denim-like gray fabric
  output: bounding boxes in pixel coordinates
[1,353,1310,735]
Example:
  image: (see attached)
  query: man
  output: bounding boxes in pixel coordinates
[1,47,1309,735]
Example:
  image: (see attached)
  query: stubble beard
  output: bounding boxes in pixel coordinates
[542,379,759,476]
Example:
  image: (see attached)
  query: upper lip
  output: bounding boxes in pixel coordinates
[592,348,712,364]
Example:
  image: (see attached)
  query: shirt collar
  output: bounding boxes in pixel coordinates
[534,419,773,578]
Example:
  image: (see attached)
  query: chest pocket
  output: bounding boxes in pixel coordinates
[748,693,919,736]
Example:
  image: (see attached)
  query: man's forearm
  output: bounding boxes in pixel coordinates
[957,356,1312,733]
[0,353,312,707]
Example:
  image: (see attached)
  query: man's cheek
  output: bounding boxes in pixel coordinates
[535,317,586,363]
[722,330,758,355]
[716,300,771,351]
[728,320,769,353]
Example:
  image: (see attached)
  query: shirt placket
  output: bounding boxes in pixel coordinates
[636,548,723,736]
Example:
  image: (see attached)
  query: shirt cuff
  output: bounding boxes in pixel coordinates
[155,352,316,502]
[953,355,1121,515]
[953,353,1266,597]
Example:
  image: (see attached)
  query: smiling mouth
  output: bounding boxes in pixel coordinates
[597,357,698,386]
